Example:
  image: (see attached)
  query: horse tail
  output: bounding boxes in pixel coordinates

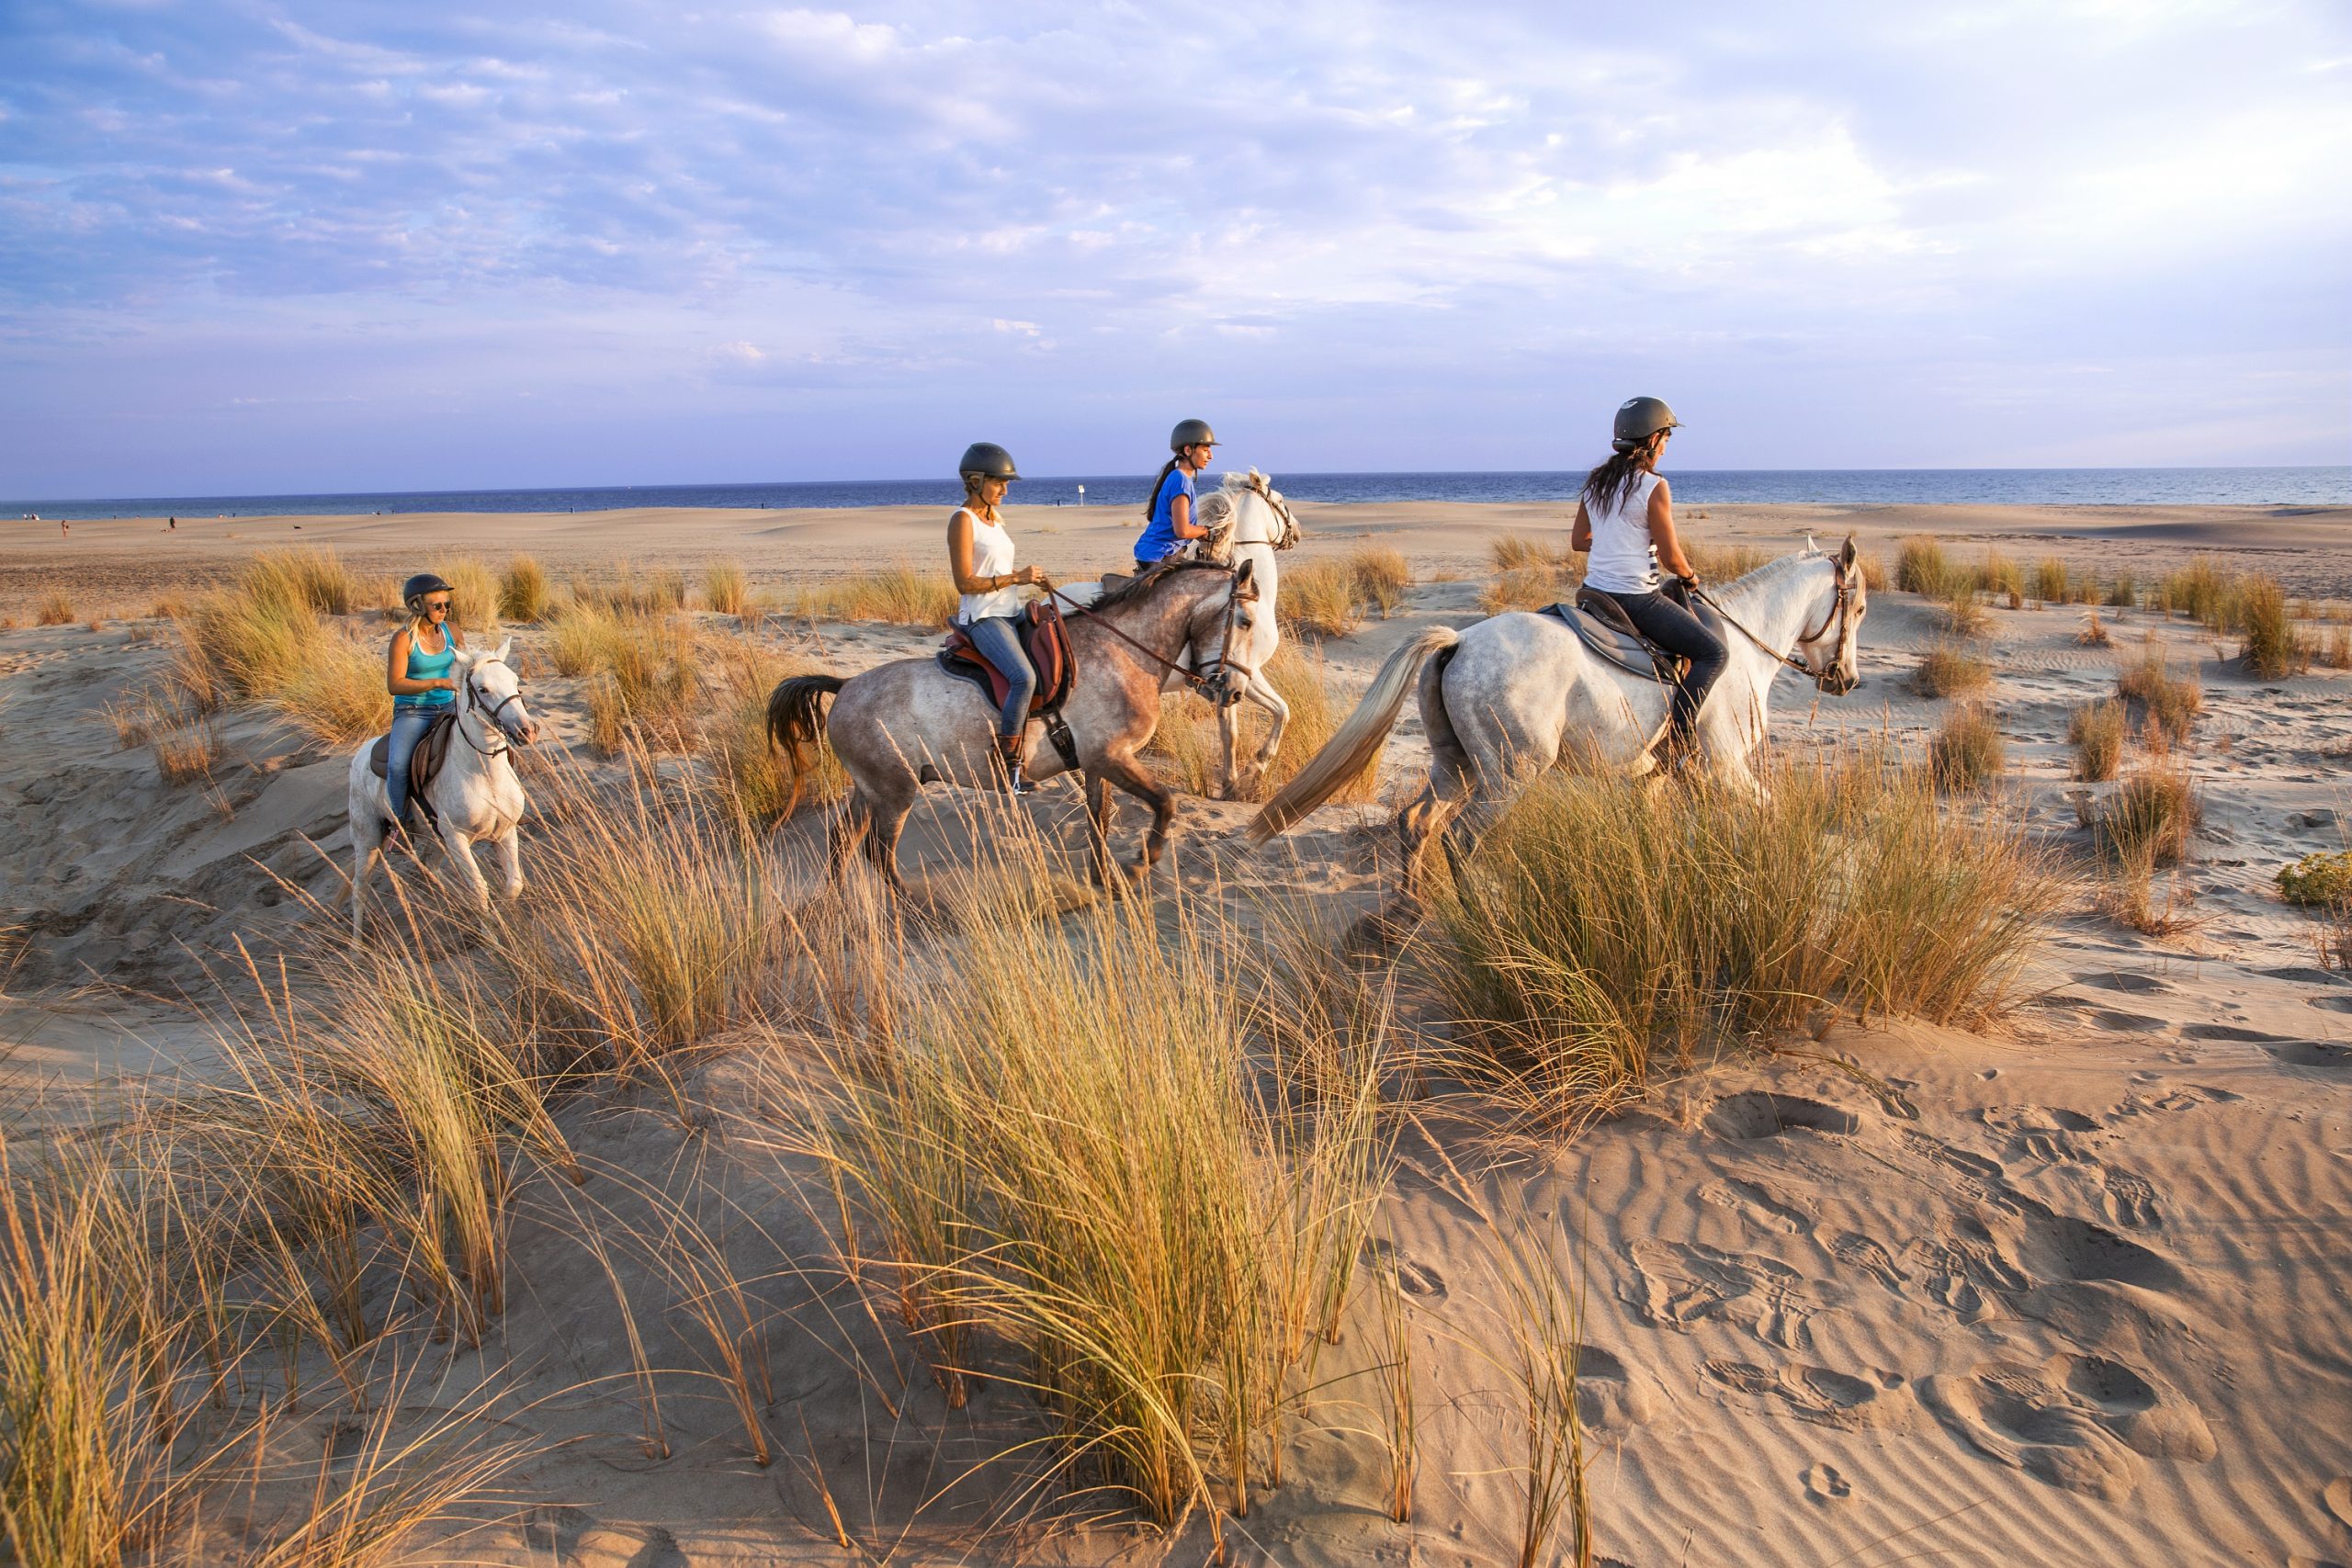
[767,674,845,815]
[1247,626,1460,845]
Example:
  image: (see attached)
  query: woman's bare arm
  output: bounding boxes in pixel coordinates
[1570,500,1591,554]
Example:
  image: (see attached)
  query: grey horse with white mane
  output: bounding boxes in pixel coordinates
[1249,538,1868,897]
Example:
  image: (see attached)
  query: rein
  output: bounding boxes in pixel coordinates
[1695,570,1853,693]
[1047,575,1257,698]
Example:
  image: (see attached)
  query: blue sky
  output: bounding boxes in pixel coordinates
[2,1,2347,497]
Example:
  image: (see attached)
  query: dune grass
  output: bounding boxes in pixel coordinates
[1348,547,1413,617]
[2097,760,2201,867]
[2116,645,2201,744]
[1940,584,1992,637]
[36,592,74,627]
[161,551,393,742]
[1913,641,1993,698]
[703,644,845,824]
[1151,642,1381,802]
[1930,705,2006,792]
[703,559,751,618]
[2105,571,2138,609]
[2030,558,2070,605]
[1479,566,1569,615]
[1492,535,1566,573]
[1975,550,2022,600]
[790,563,956,627]
[1428,757,2060,1127]
[2067,699,2126,782]
[2075,607,2111,647]
[498,555,550,621]
[2237,574,2311,679]
[2325,624,2352,671]
[247,547,363,616]
[1282,559,1367,638]
[1895,536,1954,597]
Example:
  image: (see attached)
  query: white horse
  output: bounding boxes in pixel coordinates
[348,640,541,933]
[1249,539,1868,897]
[1192,469,1303,797]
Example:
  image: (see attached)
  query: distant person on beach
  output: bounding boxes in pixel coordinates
[1570,396,1725,768]
[168,516,176,531]
[946,442,1051,795]
[1133,418,1217,573]
[383,572,467,832]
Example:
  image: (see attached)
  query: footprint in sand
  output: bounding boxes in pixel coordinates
[1800,1461,1852,1504]
[1702,1359,1910,1432]
[1572,1343,1660,1429]
[2078,969,2173,995]
[1621,1237,1824,1350]
[2269,1042,2352,1070]
[2184,1022,2287,1043]
[1828,1230,1908,1292]
[1699,1177,1813,1235]
[2098,1167,2163,1229]
[1702,1090,1862,1141]
[1921,1351,2213,1503]
[2309,994,2352,1016]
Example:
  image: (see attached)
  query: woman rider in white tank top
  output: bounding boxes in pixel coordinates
[946,441,1055,795]
[1569,396,1728,766]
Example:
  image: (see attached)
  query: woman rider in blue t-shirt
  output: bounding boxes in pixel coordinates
[1132,418,1217,573]
[383,571,468,830]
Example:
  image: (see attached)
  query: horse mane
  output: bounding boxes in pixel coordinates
[1091,557,1231,613]
[1714,548,1820,603]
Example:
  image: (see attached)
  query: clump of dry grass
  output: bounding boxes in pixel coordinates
[498,555,550,621]
[2100,843,2199,936]
[2097,761,2201,867]
[273,630,389,744]
[2030,558,2070,605]
[1430,757,2059,1127]
[2075,608,2111,647]
[162,551,392,741]
[1281,558,1367,638]
[1852,550,1887,592]
[703,559,751,618]
[2116,645,2201,743]
[1941,584,1992,637]
[1974,550,2023,600]
[2324,624,2352,671]
[1347,547,1413,617]
[438,557,500,638]
[1930,705,2005,792]
[36,592,74,626]
[1686,541,1771,581]
[792,564,956,628]
[153,719,220,784]
[2105,571,2138,609]
[1895,536,1954,597]
[1479,566,1569,615]
[1150,643,1380,802]
[777,842,1390,1536]
[1492,535,1566,573]
[246,547,362,616]
[1913,641,1992,698]
[2237,573,2311,679]
[2067,699,2126,782]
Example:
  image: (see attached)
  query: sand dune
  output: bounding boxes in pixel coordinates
[4,506,2350,1564]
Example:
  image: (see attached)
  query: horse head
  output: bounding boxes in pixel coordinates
[1793,537,1867,695]
[455,638,541,745]
[1175,558,1261,708]
[1225,468,1301,551]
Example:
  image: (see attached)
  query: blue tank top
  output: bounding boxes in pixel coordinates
[395,626,456,710]
[1134,467,1196,563]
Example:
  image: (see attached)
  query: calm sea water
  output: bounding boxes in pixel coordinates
[10,467,2347,521]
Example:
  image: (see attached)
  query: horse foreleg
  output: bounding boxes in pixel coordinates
[351,816,384,938]
[1238,674,1291,796]
[439,822,492,912]
[1214,699,1243,800]
[495,829,525,901]
[1097,751,1176,883]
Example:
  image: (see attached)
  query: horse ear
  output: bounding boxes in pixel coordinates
[492,637,513,665]
[450,644,478,668]
[1234,558,1257,590]
[1840,535,1858,568]
[1804,532,1820,557]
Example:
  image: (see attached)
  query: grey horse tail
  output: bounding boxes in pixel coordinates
[1246,626,1460,845]
[767,673,845,816]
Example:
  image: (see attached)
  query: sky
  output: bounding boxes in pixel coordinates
[2,1,2348,498]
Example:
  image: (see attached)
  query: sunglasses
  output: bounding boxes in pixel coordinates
[424,600,451,613]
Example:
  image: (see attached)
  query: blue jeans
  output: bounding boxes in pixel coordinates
[385,707,439,823]
[1600,589,1729,751]
[962,615,1035,739]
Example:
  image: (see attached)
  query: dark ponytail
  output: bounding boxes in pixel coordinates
[1142,457,1182,523]
[1582,434,1661,516]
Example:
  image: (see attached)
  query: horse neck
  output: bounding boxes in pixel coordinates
[1088,575,1219,660]
[1716,558,1834,658]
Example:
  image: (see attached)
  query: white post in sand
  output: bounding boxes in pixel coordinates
[1076,484,1084,506]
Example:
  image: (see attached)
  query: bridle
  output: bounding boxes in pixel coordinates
[456,662,528,757]
[1694,561,1858,694]
[1047,568,1261,703]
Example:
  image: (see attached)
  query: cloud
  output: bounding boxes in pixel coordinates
[0,0,2346,493]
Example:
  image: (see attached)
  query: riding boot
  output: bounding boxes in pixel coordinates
[994,734,1033,797]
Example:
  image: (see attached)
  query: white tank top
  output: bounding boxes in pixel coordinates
[956,509,1023,624]
[1582,470,1663,593]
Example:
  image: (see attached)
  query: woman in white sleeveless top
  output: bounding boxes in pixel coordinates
[946,441,1054,795]
[1569,396,1726,766]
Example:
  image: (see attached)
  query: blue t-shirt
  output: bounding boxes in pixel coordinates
[1134,468,1195,563]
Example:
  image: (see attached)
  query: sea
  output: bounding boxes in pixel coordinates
[8,467,2348,522]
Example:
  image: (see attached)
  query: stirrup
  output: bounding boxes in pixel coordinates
[993,735,1033,797]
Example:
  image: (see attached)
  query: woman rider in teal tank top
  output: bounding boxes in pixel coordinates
[383,571,468,829]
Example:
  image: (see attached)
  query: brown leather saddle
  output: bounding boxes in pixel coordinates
[368,710,456,821]
[938,600,1082,769]
[1544,583,1714,685]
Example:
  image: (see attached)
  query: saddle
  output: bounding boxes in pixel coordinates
[368,710,456,821]
[938,599,1081,770]
[1544,583,1717,685]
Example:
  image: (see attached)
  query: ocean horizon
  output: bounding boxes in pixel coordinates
[7,465,2348,522]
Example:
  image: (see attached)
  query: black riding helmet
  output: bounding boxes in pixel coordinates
[957,442,1020,480]
[1170,418,1216,452]
[401,571,453,611]
[1611,396,1681,452]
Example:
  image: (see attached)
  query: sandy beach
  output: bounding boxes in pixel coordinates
[5,502,2350,1566]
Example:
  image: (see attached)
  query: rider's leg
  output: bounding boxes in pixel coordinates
[1610,591,1729,760]
[384,708,435,827]
[964,615,1037,794]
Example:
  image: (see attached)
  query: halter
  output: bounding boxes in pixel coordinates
[1047,568,1260,700]
[456,663,526,757]
[1695,562,1857,694]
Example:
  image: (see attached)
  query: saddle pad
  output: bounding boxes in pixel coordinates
[368,711,457,818]
[937,599,1077,715]
[1539,592,1716,685]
